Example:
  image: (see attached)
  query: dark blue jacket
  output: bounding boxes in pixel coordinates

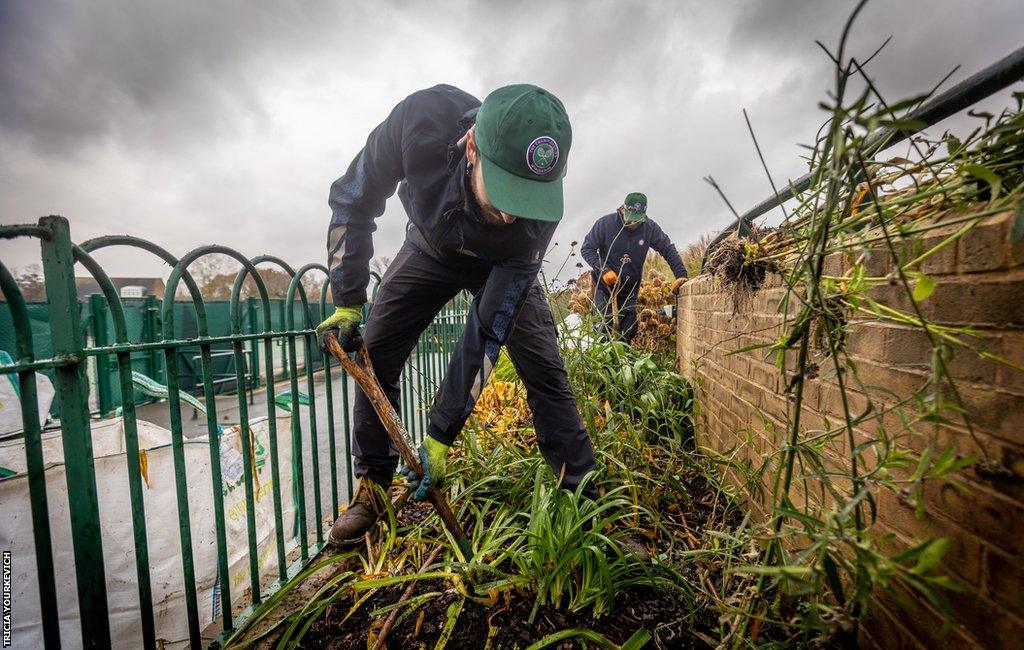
[580,213,686,291]
[326,84,557,440]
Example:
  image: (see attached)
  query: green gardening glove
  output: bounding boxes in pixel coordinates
[316,305,363,353]
[406,436,450,500]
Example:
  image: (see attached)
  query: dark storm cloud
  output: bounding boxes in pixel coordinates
[466,0,696,103]
[0,1,367,155]
[446,1,718,260]
[1,0,1022,282]
[729,0,1024,101]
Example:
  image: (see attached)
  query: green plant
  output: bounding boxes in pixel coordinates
[228,304,735,646]
[512,469,679,622]
[698,3,1024,646]
[563,336,694,444]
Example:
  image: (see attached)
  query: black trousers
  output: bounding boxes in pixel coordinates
[594,283,639,343]
[350,240,597,494]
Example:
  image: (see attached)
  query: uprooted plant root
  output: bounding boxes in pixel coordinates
[704,236,780,310]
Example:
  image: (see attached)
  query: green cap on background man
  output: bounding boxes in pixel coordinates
[623,192,647,222]
[474,84,572,222]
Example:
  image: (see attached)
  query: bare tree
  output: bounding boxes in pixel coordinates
[183,253,245,300]
[11,264,46,301]
[190,253,233,289]
[301,274,326,303]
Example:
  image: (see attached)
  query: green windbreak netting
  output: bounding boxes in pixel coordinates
[0,296,327,416]
[0,300,87,416]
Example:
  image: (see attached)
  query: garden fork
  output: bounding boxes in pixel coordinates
[324,333,474,561]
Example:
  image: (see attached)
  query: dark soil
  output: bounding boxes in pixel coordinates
[300,580,715,649]
[290,465,748,650]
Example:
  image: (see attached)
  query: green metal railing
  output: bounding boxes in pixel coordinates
[0,216,467,648]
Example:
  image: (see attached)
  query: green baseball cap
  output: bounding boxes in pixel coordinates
[623,192,647,222]
[474,84,572,222]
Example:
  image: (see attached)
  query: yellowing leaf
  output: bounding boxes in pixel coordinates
[912,275,936,302]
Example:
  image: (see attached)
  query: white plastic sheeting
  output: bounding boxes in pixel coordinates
[0,362,54,438]
[0,414,296,648]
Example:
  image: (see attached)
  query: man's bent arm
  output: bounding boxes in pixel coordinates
[327,101,407,306]
[651,223,687,279]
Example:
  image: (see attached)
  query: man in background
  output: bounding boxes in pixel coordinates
[581,192,687,343]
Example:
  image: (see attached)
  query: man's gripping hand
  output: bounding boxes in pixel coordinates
[316,305,364,353]
[406,436,450,500]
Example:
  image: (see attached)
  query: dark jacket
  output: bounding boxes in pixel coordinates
[580,212,686,291]
[326,84,557,440]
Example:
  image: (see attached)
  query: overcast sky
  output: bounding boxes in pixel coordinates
[2,0,1022,288]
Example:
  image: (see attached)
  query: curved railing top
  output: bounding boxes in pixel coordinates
[71,245,134,345]
[81,234,209,337]
[285,263,329,330]
[228,254,302,334]
[161,244,273,340]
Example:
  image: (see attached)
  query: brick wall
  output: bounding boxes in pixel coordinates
[677,210,1024,648]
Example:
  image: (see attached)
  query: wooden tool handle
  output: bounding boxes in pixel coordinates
[327,335,422,473]
[324,333,474,560]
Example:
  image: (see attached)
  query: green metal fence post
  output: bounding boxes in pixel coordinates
[320,272,340,515]
[286,331,309,560]
[233,256,292,585]
[278,300,287,381]
[323,352,340,516]
[403,360,411,438]
[73,248,158,649]
[39,215,111,648]
[302,329,324,548]
[416,338,427,439]
[341,363,353,498]
[145,293,162,384]
[89,293,113,415]
[230,334,263,605]
[247,296,260,389]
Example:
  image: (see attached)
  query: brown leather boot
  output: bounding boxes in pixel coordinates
[327,477,386,548]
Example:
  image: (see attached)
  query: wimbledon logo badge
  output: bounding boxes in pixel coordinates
[526,136,558,176]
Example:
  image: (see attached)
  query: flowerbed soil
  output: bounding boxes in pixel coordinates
[295,464,747,650]
[300,580,707,649]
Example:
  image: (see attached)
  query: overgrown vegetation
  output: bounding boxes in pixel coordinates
[695,3,1024,646]
[226,5,1023,647]
[226,318,759,649]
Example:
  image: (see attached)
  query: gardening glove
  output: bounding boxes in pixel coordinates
[671,277,687,294]
[602,269,619,286]
[316,305,363,353]
[406,435,450,500]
